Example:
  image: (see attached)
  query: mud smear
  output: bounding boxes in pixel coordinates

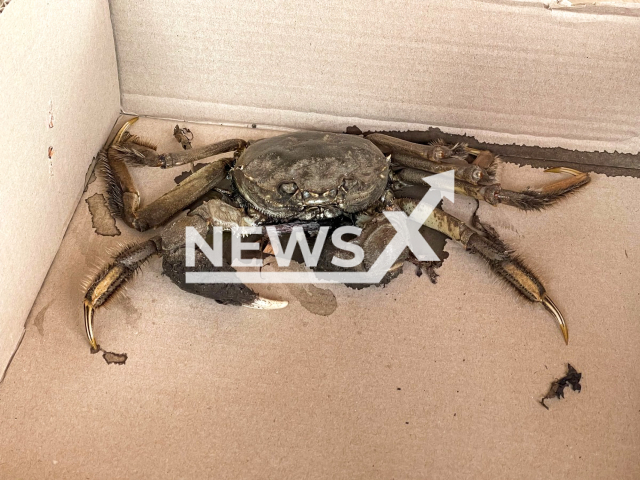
[291,284,337,316]
[32,302,52,336]
[91,345,128,365]
[118,296,142,327]
[86,193,120,236]
[264,259,337,316]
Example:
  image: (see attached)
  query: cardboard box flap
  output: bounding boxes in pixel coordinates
[111,0,640,153]
[0,0,120,373]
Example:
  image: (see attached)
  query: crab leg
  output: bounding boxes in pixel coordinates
[374,133,590,210]
[101,118,243,231]
[396,167,590,211]
[83,201,287,350]
[392,154,490,185]
[396,199,569,344]
[111,118,247,168]
[103,155,231,231]
[366,133,459,162]
[84,239,161,350]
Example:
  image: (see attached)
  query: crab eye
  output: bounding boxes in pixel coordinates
[342,178,358,191]
[279,182,298,195]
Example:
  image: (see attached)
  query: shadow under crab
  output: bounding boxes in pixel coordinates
[83,118,590,350]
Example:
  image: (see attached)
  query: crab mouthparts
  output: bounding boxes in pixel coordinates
[301,189,339,206]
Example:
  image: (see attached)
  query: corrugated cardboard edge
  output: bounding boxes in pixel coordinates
[123,96,640,157]
[357,127,640,177]
[113,0,640,156]
[545,0,640,13]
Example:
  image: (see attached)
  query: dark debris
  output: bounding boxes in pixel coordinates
[173,125,193,150]
[89,344,128,365]
[541,364,582,410]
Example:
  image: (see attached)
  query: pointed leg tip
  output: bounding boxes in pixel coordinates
[84,299,98,350]
[113,116,140,145]
[541,294,569,345]
[544,166,582,176]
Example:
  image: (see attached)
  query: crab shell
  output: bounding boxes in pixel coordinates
[233,131,390,220]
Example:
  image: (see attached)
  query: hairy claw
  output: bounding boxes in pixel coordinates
[113,117,139,145]
[498,168,590,210]
[83,240,159,349]
[451,166,591,211]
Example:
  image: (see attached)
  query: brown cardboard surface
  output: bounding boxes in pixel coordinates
[0,0,120,376]
[110,0,640,154]
[0,118,638,479]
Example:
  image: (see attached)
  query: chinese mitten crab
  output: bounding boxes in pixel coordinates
[84,118,590,350]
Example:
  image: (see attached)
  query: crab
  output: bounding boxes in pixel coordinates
[84,117,591,350]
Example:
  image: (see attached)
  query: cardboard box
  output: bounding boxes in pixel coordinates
[0,1,639,478]
[0,0,120,373]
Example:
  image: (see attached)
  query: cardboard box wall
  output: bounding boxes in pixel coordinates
[0,0,120,374]
[1,0,639,375]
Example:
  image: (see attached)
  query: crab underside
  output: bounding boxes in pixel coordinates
[83,118,591,350]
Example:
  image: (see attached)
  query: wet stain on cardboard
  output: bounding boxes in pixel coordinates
[118,295,141,327]
[348,126,640,177]
[102,351,128,365]
[32,302,52,336]
[288,282,337,316]
[264,259,337,316]
[86,193,121,236]
[90,345,128,365]
[86,170,96,188]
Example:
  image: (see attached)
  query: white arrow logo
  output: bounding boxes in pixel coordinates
[186,170,455,284]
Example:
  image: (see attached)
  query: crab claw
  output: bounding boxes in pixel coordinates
[245,297,289,309]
